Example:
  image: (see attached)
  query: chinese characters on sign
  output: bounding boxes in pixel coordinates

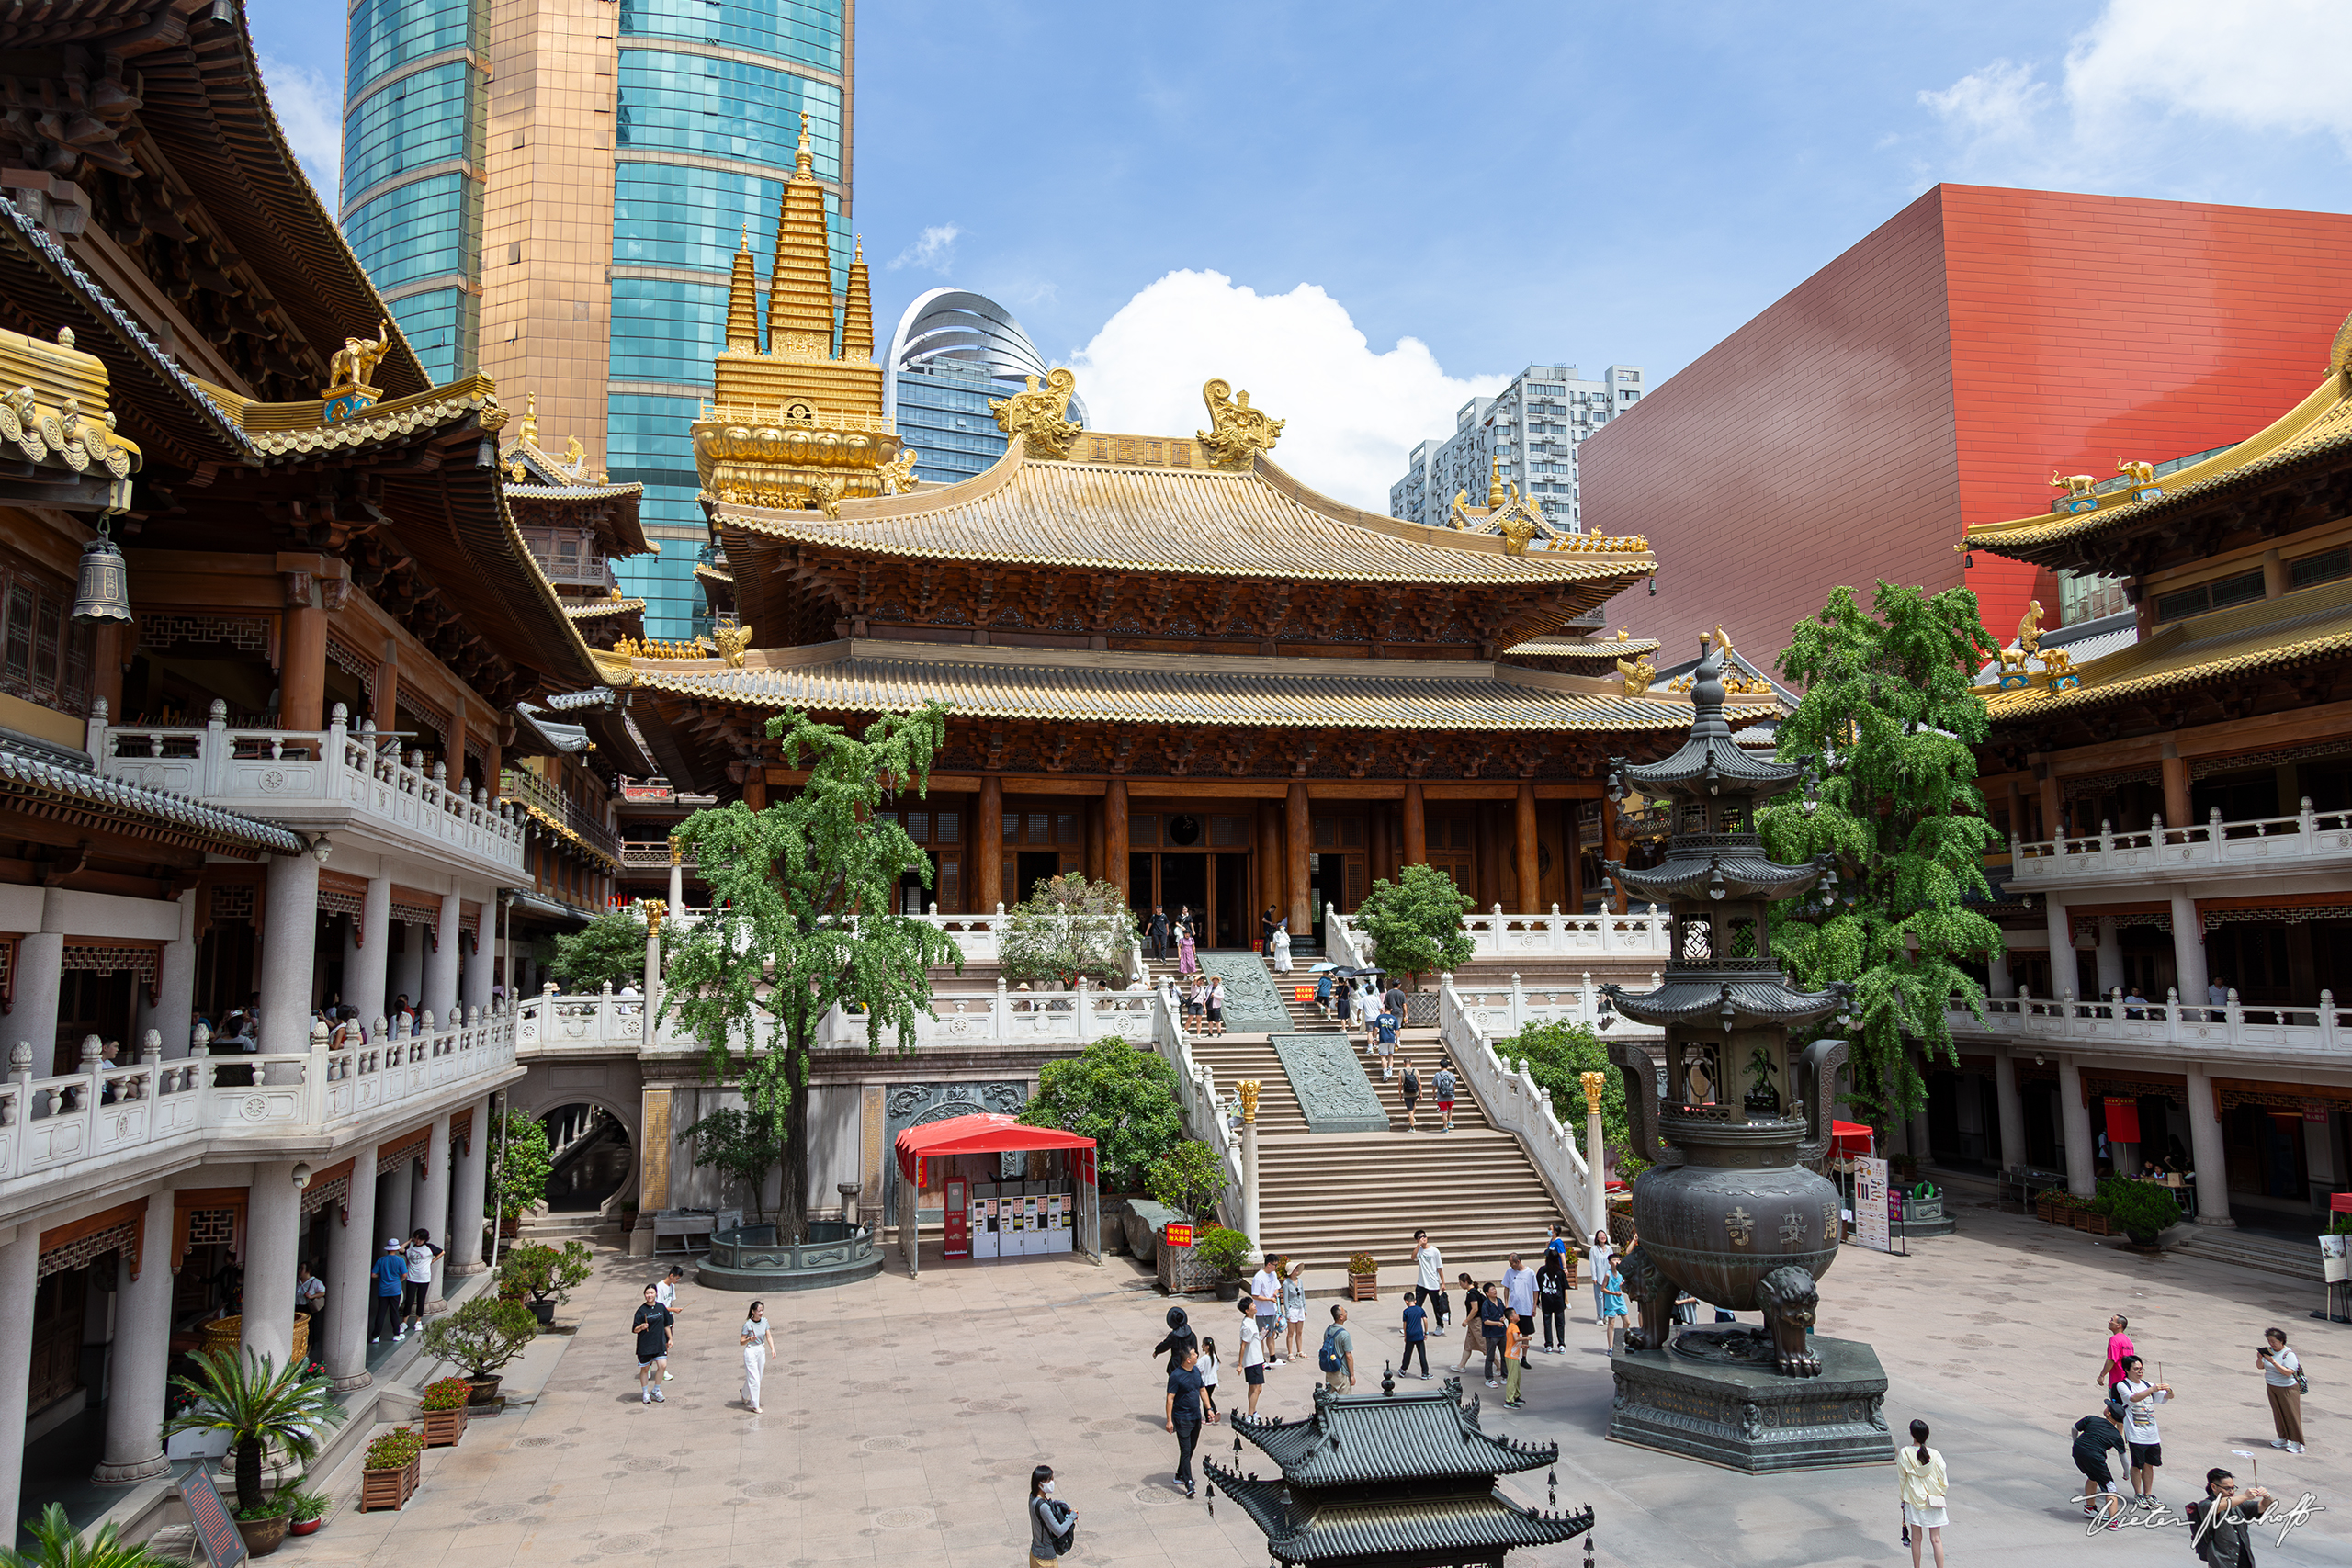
[1854,1156,1892,1254]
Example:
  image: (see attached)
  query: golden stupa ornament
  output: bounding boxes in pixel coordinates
[321,318,392,423]
[1196,378,1283,468]
[990,367,1083,460]
[519,391,539,448]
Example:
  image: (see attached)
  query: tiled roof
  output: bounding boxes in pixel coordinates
[1205,1470,1593,1563]
[1508,636,1660,659]
[613,639,1770,732]
[506,481,644,502]
[565,598,648,619]
[1227,1386,1553,1484]
[1973,615,2140,683]
[237,378,503,459]
[712,443,1656,588]
[1985,579,2352,721]
[0,740,305,856]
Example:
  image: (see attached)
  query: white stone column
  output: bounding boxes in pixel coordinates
[348,876,391,1023]
[0,1228,40,1531]
[94,1183,175,1483]
[416,1111,454,1313]
[2058,1056,2096,1197]
[2043,896,2075,999]
[2185,1064,2233,1226]
[260,852,321,1053]
[378,1164,412,1254]
[1581,1071,1608,1235]
[449,1096,491,1273]
[2168,889,2208,1015]
[324,1148,379,1389]
[424,893,461,1024]
[1993,1048,2026,1174]
[155,889,198,1057]
[15,886,70,1069]
[1987,950,2015,998]
[668,846,684,914]
[2094,917,2126,1000]
[460,900,493,1013]
[243,1161,302,1368]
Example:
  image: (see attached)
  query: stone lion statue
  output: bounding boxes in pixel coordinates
[1755,1264,1822,1378]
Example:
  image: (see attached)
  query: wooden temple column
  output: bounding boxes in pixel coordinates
[1084,797,1104,884]
[1368,804,1391,886]
[1563,800,1584,912]
[1284,783,1311,935]
[1401,783,1426,866]
[977,776,1004,911]
[2037,767,2064,842]
[2160,742,2190,840]
[1256,804,1281,921]
[1601,795,1627,913]
[92,622,128,718]
[1104,780,1129,899]
[280,577,327,732]
[1514,783,1541,912]
[1472,807,1494,908]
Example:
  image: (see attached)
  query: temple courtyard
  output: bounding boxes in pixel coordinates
[276,1208,2346,1568]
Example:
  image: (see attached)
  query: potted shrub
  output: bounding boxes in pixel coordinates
[417,1377,473,1448]
[163,1349,347,1559]
[359,1427,425,1512]
[281,1484,331,1537]
[9,1503,181,1568]
[1194,1226,1253,1301]
[498,1240,594,1326]
[1347,1251,1380,1302]
[2097,1176,2181,1249]
[491,1109,553,1238]
[419,1297,538,1404]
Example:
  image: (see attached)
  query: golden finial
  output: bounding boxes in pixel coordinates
[1487,457,1505,509]
[642,898,666,937]
[794,110,813,176]
[1238,1079,1261,1124]
[520,392,538,448]
[1578,1070,1606,1114]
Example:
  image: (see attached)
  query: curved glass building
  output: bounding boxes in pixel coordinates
[343,0,853,638]
[884,288,1083,486]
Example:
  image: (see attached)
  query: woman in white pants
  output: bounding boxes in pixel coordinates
[740,1300,775,1414]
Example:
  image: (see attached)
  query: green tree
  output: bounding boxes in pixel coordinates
[163,1350,347,1517]
[999,874,1136,988]
[1497,1020,1634,1167]
[1144,1138,1228,1223]
[549,908,649,992]
[662,705,961,1239]
[1757,581,2004,1132]
[491,1108,554,1223]
[1016,1036,1184,1188]
[676,1104,789,1220]
[1356,863,1475,988]
[419,1297,539,1381]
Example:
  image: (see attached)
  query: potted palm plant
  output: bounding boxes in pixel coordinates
[417,1377,473,1447]
[3,1503,180,1568]
[418,1296,539,1404]
[162,1349,347,1559]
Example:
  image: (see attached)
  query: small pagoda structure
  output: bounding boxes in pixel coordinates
[1205,1378,1594,1568]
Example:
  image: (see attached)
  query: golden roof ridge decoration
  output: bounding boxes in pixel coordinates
[238,376,503,457]
[0,321,141,483]
[320,318,392,423]
[1197,378,1284,469]
[563,597,647,619]
[990,367,1083,460]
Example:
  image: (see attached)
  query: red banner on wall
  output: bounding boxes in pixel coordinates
[2104,1097,2141,1142]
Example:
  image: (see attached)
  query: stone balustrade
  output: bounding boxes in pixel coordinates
[1329,904,1671,964]
[2007,801,2352,890]
[1948,988,2347,1055]
[1436,973,1604,1239]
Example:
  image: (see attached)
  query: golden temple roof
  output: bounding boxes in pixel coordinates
[1984,576,2352,720]
[604,637,1762,731]
[564,597,647,620]
[1967,310,2352,564]
[709,437,1656,588]
[1506,636,1662,659]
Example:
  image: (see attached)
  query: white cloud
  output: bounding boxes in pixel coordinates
[890,223,962,273]
[1067,270,1503,512]
[258,54,342,206]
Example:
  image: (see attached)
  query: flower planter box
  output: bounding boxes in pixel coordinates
[360,1457,421,1513]
[421,1405,468,1449]
[1348,1274,1377,1302]
[2074,1211,2115,1236]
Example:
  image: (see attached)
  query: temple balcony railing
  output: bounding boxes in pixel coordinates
[502,767,621,862]
[0,1007,516,1201]
[1329,904,1672,964]
[2007,803,2352,894]
[92,701,525,876]
[1945,990,2347,1059]
[621,841,694,871]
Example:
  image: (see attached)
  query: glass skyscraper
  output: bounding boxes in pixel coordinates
[883,289,1080,485]
[342,0,854,639]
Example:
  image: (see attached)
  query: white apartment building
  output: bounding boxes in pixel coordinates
[1390,364,1645,534]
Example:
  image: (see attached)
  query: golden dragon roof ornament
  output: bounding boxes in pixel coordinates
[990,367,1083,460]
[1196,378,1284,468]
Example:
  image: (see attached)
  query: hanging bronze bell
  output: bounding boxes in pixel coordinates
[71,523,131,625]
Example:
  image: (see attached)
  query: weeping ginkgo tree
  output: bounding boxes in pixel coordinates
[660,703,961,1237]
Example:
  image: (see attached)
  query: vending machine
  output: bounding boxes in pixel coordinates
[973,1191,1000,1258]
[1045,1191,1070,1254]
[944,1179,968,1258]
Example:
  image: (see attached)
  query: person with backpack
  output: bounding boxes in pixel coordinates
[2071,1400,2129,1529]
[1536,1248,1571,1354]
[1318,1303,1357,1393]
[1027,1464,1076,1566]
[1433,1062,1458,1132]
[2112,1354,2171,1500]
[2185,1468,2269,1568]
[1151,1305,1198,1375]
[1400,1057,1421,1130]
[1400,1290,1430,1380]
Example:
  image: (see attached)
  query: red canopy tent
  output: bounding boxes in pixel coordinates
[891,1114,1099,1274]
[1830,1121,1875,1157]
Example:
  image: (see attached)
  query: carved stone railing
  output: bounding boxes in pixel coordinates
[2008,803,2352,889]
[1329,904,1671,964]
[1949,988,2346,1055]
[1436,974,1597,1240]
[1146,980,1245,1230]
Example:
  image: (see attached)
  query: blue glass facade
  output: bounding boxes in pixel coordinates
[609,394,707,637]
[894,366,1018,485]
[346,0,481,99]
[617,0,842,72]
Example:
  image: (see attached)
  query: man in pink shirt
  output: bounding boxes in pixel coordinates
[2096,1313,2134,1390]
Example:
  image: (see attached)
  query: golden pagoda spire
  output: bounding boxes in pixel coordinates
[1487,457,1505,508]
[767,110,839,354]
[841,236,874,363]
[520,392,538,448]
[725,223,761,352]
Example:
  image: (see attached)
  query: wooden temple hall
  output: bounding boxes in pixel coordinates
[612,139,1770,945]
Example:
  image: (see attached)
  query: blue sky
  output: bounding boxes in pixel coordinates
[251,0,2352,507]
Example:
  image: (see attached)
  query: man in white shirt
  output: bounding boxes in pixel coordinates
[1234,1297,1268,1416]
[2113,1354,2171,1501]
[1248,1254,1283,1365]
[1502,1253,1537,1338]
[399,1228,443,1339]
[1413,1230,1448,1330]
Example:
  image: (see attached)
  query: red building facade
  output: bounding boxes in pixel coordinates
[1584,184,2352,660]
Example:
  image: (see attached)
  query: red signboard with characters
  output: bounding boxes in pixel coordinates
[1164,1222,1194,1249]
[181,1473,248,1568]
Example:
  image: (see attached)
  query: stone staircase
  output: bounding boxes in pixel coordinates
[2165,1224,2326,1284]
[518,1209,625,1251]
[1185,1030,1566,1273]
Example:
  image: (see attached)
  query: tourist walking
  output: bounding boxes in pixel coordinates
[1589,1229,1615,1325]
[1148,906,1170,962]
[631,1283,674,1404]
[1897,1420,1947,1568]
[1164,1345,1205,1497]
[1479,1282,1509,1386]
[2186,1469,2269,1568]
[2257,1327,2305,1452]
[1400,1290,1430,1379]
[1236,1298,1269,1416]
[2112,1355,2170,1498]
[1151,1305,1198,1374]
[1598,1257,1627,1357]
[1502,1310,1527,1407]
[1374,1005,1399,1076]
[1314,969,1334,1020]
[1271,919,1293,973]
[294,1263,325,1331]
[370,1238,404,1344]
[739,1300,775,1413]
[1197,1337,1222,1424]
[2070,1400,2128,1527]
[1433,1062,1457,1132]
[1317,1303,1357,1393]
[1383,977,1406,1029]
[400,1227,443,1338]
[2095,1312,2134,1390]
[1454,1272,1485,1371]
[1176,908,1198,976]
[1249,1253,1283,1359]
[1028,1465,1076,1566]
[1503,1253,1536,1341]
[1400,1058,1420,1129]
[1536,1248,1570,1352]
[1283,1258,1307,1361]
[1412,1231,1446,1328]
[1205,975,1227,1036]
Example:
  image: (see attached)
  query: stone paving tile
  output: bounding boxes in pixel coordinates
[304,1203,2351,1568]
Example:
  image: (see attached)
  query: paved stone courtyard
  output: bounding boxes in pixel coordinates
[287,1205,2346,1568]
